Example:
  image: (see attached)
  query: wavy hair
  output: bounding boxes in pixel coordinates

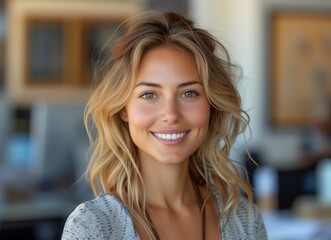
[85,11,252,239]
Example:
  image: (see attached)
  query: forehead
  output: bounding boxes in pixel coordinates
[136,46,200,84]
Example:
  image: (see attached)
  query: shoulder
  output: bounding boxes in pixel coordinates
[210,185,268,239]
[61,193,138,240]
[223,197,268,240]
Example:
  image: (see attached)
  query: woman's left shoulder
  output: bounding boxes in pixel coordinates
[237,197,260,215]
[233,197,268,239]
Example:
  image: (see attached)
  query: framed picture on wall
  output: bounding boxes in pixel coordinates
[270,11,331,128]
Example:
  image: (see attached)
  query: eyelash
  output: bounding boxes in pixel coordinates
[181,90,199,98]
[139,91,157,99]
[138,90,199,100]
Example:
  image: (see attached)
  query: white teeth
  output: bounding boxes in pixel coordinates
[154,132,186,140]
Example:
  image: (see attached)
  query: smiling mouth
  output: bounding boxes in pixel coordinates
[152,132,188,140]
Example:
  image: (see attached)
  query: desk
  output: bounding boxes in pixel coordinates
[0,192,79,240]
[0,194,76,222]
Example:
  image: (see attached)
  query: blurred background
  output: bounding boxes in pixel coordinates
[0,0,331,239]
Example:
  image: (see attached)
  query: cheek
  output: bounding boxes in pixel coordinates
[127,104,158,127]
[184,102,210,127]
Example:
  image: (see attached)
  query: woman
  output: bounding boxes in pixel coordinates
[62,11,267,240]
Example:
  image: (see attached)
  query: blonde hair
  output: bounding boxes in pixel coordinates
[85,11,252,239]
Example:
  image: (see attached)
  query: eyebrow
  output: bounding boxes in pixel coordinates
[135,81,202,89]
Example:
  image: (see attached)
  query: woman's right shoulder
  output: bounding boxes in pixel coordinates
[61,193,138,240]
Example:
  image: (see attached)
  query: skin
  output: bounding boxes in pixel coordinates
[120,46,220,239]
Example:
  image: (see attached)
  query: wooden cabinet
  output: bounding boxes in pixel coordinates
[6,0,143,105]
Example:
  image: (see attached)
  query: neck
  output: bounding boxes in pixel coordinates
[140,158,196,209]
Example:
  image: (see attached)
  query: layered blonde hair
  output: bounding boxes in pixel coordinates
[85,11,252,239]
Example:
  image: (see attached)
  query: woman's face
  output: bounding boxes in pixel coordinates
[120,46,210,165]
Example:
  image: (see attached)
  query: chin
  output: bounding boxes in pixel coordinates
[155,154,189,165]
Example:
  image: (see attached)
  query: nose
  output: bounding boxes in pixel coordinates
[160,98,181,124]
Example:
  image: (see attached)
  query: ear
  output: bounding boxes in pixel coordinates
[119,108,128,122]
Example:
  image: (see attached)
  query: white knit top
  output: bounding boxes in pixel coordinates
[62,191,267,239]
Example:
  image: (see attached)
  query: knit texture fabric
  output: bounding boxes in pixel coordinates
[62,192,267,239]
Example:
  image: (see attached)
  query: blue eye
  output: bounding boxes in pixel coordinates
[141,92,156,99]
[182,91,198,98]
